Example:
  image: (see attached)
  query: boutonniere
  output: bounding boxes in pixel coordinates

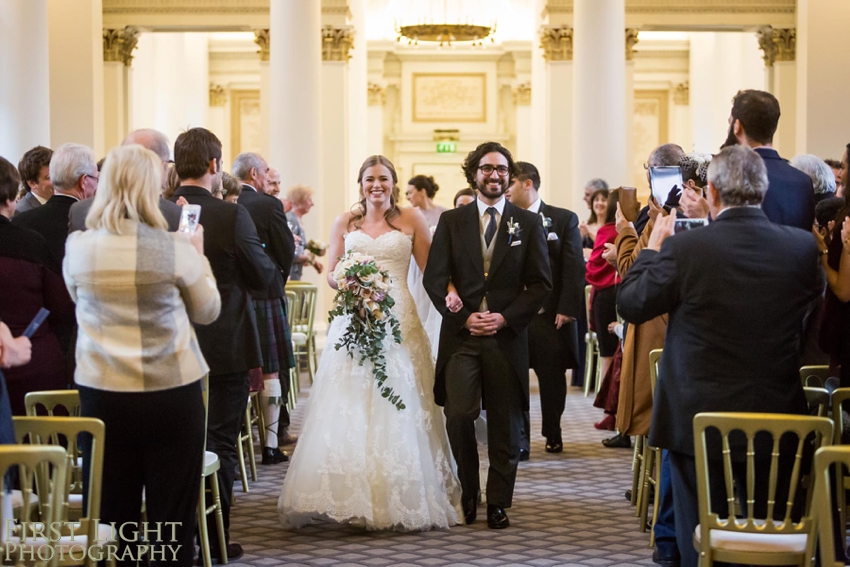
[507,217,521,237]
[540,213,553,229]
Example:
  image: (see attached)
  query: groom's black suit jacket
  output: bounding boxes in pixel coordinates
[424,199,552,409]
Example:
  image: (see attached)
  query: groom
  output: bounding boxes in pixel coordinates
[424,142,552,529]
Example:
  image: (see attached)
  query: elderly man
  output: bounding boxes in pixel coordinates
[15,146,54,215]
[68,129,181,232]
[232,152,297,460]
[12,143,97,264]
[617,145,818,567]
[266,167,281,197]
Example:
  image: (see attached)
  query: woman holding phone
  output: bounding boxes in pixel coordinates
[64,144,221,567]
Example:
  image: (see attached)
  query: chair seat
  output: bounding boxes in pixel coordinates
[292,332,308,345]
[292,325,309,334]
[694,524,808,554]
[10,490,38,509]
[203,450,220,476]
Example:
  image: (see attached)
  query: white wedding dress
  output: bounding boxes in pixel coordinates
[278,229,463,531]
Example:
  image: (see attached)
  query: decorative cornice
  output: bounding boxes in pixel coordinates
[625,28,640,61]
[756,26,795,66]
[626,0,794,13]
[673,82,689,105]
[209,84,226,107]
[103,0,268,14]
[539,26,573,62]
[254,29,270,62]
[322,25,354,62]
[367,83,386,106]
[322,0,351,17]
[103,27,139,66]
[512,83,531,106]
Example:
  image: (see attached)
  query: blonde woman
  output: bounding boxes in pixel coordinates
[64,144,221,567]
[286,184,322,280]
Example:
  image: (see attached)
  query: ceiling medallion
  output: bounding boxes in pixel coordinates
[395,0,495,47]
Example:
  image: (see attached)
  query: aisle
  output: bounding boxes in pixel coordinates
[229,377,656,567]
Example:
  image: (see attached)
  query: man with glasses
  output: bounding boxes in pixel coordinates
[424,141,552,529]
[13,143,97,264]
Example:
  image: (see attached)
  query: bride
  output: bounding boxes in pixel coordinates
[278,155,463,531]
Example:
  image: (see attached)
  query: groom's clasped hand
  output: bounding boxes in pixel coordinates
[465,311,506,336]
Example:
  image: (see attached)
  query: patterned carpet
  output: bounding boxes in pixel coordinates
[228,375,656,567]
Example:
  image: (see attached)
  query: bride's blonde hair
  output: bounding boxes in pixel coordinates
[349,155,401,230]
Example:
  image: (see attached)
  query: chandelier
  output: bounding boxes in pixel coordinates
[394,0,496,47]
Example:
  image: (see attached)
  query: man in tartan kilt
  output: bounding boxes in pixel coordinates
[233,152,298,465]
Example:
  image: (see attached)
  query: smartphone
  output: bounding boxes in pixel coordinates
[674,218,708,234]
[178,204,201,233]
[649,166,684,207]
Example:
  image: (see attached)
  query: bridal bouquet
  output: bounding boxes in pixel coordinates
[329,252,405,410]
[306,239,328,257]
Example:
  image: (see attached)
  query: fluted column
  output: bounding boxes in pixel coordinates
[758,26,796,156]
[539,25,573,209]
[103,27,139,152]
[366,83,386,156]
[48,0,104,156]
[573,0,626,215]
[625,29,639,188]
[0,0,50,160]
[513,83,533,163]
[254,29,271,158]
[671,82,692,152]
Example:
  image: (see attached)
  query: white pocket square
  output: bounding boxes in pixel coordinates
[510,240,522,247]
[547,232,559,241]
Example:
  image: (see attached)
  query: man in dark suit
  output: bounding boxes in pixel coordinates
[69,129,181,232]
[172,128,278,562]
[232,151,297,463]
[506,161,584,455]
[724,89,815,230]
[13,143,98,264]
[424,142,552,529]
[15,146,54,216]
[618,145,818,567]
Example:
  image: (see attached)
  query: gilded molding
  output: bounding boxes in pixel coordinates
[103,27,139,66]
[756,26,795,66]
[539,26,573,62]
[512,83,531,106]
[209,84,227,107]
[103,0,268,14]
[254,29,270,62]
[367,83,386,106]
[625,28,640,61]
[673,82,689,105]
[322,25,354,62]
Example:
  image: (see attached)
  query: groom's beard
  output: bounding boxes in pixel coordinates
[477,177,508,200]
[721,121,739,150]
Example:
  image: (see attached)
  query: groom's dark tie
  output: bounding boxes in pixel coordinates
[484,207,497,248]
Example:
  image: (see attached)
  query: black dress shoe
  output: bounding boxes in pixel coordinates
[544,438,563,453]
[601,433,631,448]
[486,505,509,529]
[203,542,244,564]
[262,447,289,465]
[519,448,530,461]
[462,492,479,524]
[652,547,680,567]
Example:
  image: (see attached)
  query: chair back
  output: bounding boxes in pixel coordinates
[811,445,850,567]
[800,365,830,388]
[693,412,832,565]
[0,445,68,565]
[584,285,592,327]
[24,391,81,417]
[830,387,850,445]
[286,283,317,337]
[648,349,662,396]
[803,387,829,418]
[13,417,104,524]
[285,291,296,323]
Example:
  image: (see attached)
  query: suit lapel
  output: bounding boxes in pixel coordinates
[487,200,513,279]
[462,202,485,277]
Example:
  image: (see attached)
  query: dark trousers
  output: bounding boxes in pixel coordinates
[206,371,250,548]
[653,450,679,556]
[79,381,205,567]
[527,313,575,443]
[444,335,523,508]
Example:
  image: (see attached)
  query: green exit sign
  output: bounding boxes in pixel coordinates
[436,142,457,153]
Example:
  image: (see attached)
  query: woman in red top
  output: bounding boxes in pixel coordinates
[586,190,620,383]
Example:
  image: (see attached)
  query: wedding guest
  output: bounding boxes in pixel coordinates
[287,184,323,280]
[13,144,97,264]
[791,153,837,205]
[171,128,278,562]
[232,152,297,459]
[619,145,817,567]
[65,144,220,567]
[69,129,182,233]
[15,146,53,215]
[406,175,447,227]
[454,188,476,208]
[583,178,608,210]
[221,172,242,203]
[580,188,610,252]
[0,156,74,415]
[815,197,843,239]
[826,158,844,197]
[267,167,282,197]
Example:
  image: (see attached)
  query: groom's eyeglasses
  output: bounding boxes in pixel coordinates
[478,165,510,176]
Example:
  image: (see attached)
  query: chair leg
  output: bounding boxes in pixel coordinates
[584,338,595,396]
[236,426,249,493]
[307,337,316,385]
[639,444,655,532]
[649,447,661,547]
[252,394,267,452]
[210,471,228,565]
[198,479,212,567]
[630,436,644,506]
[244,404,257,482]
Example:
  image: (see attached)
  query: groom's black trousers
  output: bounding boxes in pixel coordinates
[444,335,524,508]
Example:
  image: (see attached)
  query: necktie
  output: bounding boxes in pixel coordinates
[484,207,497,248]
